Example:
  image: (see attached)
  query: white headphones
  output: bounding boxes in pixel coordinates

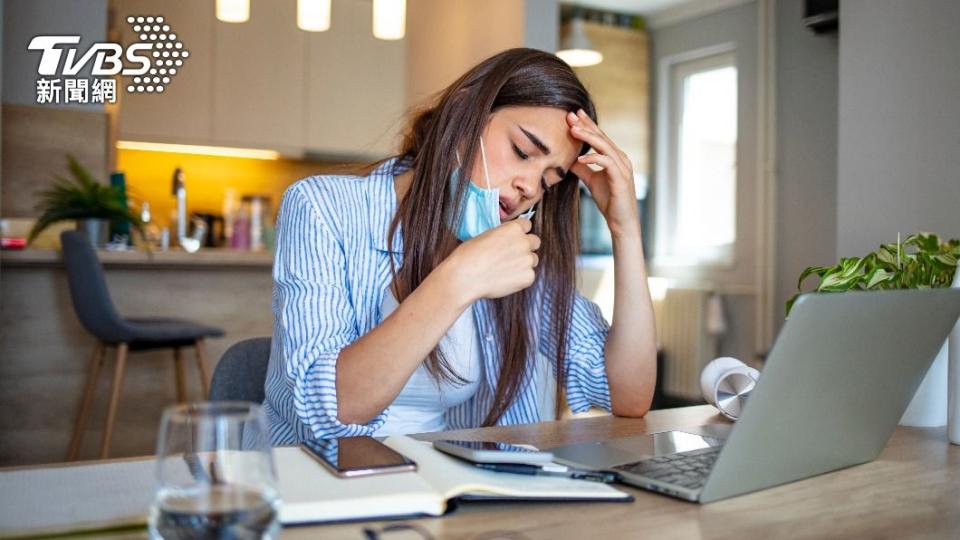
[700,357,760,420]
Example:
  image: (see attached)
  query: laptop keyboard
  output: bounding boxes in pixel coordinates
[612,446,721,491]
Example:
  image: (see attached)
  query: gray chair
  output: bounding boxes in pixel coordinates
[210,337,271,403]
[61,230,225,460]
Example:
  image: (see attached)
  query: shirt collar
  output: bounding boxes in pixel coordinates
[367,155,414,253]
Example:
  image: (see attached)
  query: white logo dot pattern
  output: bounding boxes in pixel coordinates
[125,15,189,94]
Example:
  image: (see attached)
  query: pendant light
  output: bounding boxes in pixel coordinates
[298,0,331,32]
[373,0,406,40]
[216,0,249,23]
[556,17,603,67]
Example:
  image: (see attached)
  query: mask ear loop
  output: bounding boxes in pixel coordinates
[478,137,493,190]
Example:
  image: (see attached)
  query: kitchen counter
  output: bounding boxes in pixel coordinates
[0,247,274,269]
[0,247,276,466]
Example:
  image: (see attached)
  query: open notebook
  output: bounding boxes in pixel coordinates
[277,435,632,524]
[0,436,630,537]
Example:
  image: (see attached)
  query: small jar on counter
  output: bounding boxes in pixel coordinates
[230,195,272,251]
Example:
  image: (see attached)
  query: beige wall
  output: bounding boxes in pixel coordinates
[405,0,525,109]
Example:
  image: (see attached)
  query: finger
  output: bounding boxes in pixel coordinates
[514,218,532,233]
[576,153,621,173]
[523,269,536,287]
[573,109,630,164]
[527,234,541,251]
[530,252,539,268]
[570,126,627,170]
[570,160,602,192]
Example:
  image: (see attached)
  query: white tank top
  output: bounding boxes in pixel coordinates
[372,288,483,436]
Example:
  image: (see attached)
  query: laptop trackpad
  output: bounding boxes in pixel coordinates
[550,430,725,469]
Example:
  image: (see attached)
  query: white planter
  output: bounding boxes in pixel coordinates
[900,342,948,427]
[948,270,960,443]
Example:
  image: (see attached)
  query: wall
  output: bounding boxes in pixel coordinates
[773,0,838,331]
[2,0,107,110]
[405,0,525,109]
[1,0,109,217]
[524,0,560,53]
[116,150,347,229]
[837,0,960,256]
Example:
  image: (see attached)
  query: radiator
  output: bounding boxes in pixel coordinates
[653,288,722,401]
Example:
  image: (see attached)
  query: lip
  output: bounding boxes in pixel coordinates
[498,197,516,220]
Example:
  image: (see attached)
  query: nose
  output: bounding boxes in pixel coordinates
[512,172,541,201]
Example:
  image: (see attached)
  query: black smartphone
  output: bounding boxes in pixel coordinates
[301,436,417,478]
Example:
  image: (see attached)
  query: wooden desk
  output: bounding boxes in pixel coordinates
[5,405,958,539]
[291,405,960,540]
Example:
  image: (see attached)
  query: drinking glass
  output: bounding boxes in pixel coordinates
[148,402,280,539]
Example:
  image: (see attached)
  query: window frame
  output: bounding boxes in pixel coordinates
[654,43,739,271]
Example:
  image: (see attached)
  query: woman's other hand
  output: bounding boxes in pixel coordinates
[443,219,540,302]
[567,109,641,240]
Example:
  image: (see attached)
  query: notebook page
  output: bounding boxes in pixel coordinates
[383,437,629,501]
[274,446,445,524]
[0,459,155,538]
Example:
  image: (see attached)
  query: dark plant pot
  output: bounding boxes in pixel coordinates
[76,219,110,246]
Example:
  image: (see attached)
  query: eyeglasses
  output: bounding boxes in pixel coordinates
[362,522,531,540]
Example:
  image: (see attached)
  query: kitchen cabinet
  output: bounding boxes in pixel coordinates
[117,0,216,144]
[117,0,405,159]
[304,0,406,159]
[212,0,305,154]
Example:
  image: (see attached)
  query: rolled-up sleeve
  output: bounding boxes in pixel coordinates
[539,286,612,413]
[272,182,387,439]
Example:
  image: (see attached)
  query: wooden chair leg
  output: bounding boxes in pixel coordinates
[99,343,128,459]
[173,347,186,403]
[66,342,105,461]
[194,339,210,399]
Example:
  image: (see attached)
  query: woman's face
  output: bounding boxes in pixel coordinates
[465,106,583,221]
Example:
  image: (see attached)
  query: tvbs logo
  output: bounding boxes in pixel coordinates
[28,15,189,104]
[29,36,152,76]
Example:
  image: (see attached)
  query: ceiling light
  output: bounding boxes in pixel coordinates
[298,0,331,32]
[117,141,280,160]
[373,0,405,40]
[216,0,249,23]
[556,18,603,67]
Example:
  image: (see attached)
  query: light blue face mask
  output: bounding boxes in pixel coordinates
[452,137,535,241]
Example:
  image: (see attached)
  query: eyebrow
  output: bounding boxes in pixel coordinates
[518,124,568,179]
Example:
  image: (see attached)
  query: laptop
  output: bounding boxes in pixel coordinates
[550,288,960,503]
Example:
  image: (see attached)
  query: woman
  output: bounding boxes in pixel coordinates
[264,48,657,444]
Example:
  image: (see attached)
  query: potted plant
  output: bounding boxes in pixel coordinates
[788,233,960,428]
[27,155,144,246]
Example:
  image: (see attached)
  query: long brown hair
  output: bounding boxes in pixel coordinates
[386,48,597,426]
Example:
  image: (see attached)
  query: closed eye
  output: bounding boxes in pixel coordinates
[514,142,555,193]
[512,143,529,160]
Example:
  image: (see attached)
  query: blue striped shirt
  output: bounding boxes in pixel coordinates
[263,156,612,445]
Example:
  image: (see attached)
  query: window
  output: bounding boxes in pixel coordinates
[657,51,738,267]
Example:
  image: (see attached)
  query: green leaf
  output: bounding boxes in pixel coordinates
[818,273,862,292]
[28,154,145,244]
[877,245,898,266]
[865,268,895,289]
[905,232,940,252]
[785,295,798,317]
[796,265,834,290]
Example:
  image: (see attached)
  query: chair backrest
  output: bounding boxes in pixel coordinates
[59,230,131,343]
[210,337,272,403]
